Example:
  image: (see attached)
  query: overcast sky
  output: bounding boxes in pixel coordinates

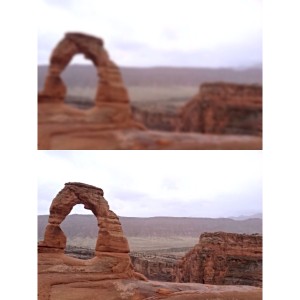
[38,150,262,218]
[38,0,262,68]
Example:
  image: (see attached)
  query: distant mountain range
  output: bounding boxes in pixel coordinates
[229,213,262,220]
[38,65,262,90]
[38,215,262,240]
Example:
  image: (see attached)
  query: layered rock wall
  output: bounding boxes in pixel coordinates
[175,232,262,287]
[179,83,262,136]
[132,105,181,132]
[131,83,262,137]
[130,253,178,282]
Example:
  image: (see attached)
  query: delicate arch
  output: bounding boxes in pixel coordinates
[38,32,130,105]
[38,182,129,254]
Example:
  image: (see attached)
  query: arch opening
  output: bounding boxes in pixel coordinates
[61,204,97,260]
[62,54,98,110]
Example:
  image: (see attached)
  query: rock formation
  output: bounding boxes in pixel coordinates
[130,252,178,282]
[179,83,262,136]
[38,184,262,299]
[46,279,262,299]
[38,32,145,149]
[131,101,182,132]
[175,232,262,287]
[38,182,146,300]
[39,32,130,106]
[38,182,130,254]
[131,83,262,137]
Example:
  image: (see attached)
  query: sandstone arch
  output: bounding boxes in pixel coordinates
[39,32,130,105]
[38,182,129,254]
[38,33,146,150]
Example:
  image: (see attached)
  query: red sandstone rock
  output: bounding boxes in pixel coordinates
[38,184,262,300]
[39,182,130,253]
[130,253,177,282]
[175,232,262,287]
[131,104,182,132]
[38,32,145,144]
[38,33,262,150]
[38,124,262,150]
[132,82,262,137]
[38,182,148,299]
[39,276,262,300]
[179,83,262,136]
[39,32,129,105]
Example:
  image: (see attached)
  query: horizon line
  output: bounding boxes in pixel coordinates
[38,213,262,219]
[37,64,262,69]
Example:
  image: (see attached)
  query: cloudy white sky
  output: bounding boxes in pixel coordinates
[38,150,262,218]
[38,0,262,68]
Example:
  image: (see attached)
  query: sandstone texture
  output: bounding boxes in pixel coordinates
[38,184,262,299]
[131,102,182,132]
[38,182,146,300]
[38,32,262,150]
[38,32,145,147]
[45,278,262,300]
[39,126,261,150]
[38,182,130,254]
[179,83,262,136]
[130,252,178,282]
[39,32,130,106]
[175,232,262,287]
